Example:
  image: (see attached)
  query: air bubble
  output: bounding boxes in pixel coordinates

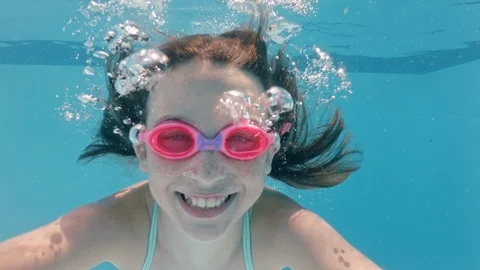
[267,16,302,44]
[260,86,294,119]
[77,94,99,104]
[89,19,98,27]
[93,51,109,59]
[123,117,132,125]
[83,66,95,76]
[84,36,94,48]
[88,1,107,13]
[64,111,74,121]
[104,31,115,42]
[124,23,141,36]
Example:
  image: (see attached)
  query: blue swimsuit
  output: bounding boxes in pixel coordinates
[140,203,255,270]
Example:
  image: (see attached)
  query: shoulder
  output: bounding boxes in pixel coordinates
[57,180,151,267]
[77,180,150,234]
[252,187,381,270]
[91,180,153,265]
[0,181,151,269]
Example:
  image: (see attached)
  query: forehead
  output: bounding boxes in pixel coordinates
[146,61,264,132]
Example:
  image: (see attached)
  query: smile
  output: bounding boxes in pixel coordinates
[176,192,237,218]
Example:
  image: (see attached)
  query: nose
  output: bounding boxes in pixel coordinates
[186,151,227,185]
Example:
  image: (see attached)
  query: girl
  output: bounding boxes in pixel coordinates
[0,21,380,270]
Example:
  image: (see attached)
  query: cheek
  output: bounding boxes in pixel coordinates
[234,159,266,203]
[146,155,189,202]
[230,156,267,181]
[146,152,188,178]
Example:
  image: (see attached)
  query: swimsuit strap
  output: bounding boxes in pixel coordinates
[140,203,255,270]
[243,208,255,270]
[141,202,159,270]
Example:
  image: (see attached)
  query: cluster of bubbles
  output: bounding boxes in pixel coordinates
[76,2,166,81]
[204,0,353,107]
[299,46,353,105]
[267,16,302,44]
[217,86,294,132]
[222,0,308,45]
[114,47,168,96]
[189,13,240,36]
[224,0,317,16]
[59,0,167,121]
[221,0,353,106]
[73,0,166,32]
[60,0,352,124]
[62,19,170,122]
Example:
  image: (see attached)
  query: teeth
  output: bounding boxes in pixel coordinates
[182,194,230,209]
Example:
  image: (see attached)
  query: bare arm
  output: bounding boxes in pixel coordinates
[0,199,120,270]
[285,209,381,270]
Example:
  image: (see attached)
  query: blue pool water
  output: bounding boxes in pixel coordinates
[0,1,479,269]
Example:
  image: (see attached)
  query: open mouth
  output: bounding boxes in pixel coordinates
[176,192,236,218]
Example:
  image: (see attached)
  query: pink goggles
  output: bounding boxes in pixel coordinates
[137,120,276,160]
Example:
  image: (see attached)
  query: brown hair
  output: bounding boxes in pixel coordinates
[78,20,362,189]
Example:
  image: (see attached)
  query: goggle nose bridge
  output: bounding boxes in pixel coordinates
[196,133,224,151]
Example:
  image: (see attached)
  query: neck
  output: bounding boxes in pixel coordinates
[156,208,244,270]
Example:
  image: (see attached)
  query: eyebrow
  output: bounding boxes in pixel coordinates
[150,115,264,132]
[150,115,196,128]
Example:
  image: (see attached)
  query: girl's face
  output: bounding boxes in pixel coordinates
[134,60,279,242]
